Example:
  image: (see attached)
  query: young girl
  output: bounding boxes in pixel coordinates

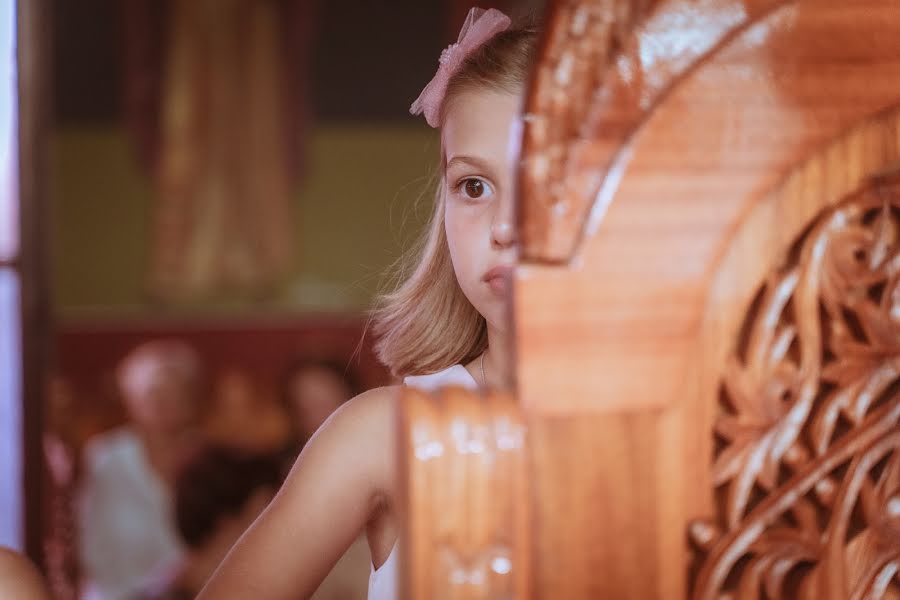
[198,8,538,599]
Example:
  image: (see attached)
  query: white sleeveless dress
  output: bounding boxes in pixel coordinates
[366,364,478,600]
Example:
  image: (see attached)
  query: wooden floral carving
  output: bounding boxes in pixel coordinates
[691,174,900,599]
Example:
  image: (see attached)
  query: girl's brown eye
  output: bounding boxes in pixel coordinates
[464,179,485,198]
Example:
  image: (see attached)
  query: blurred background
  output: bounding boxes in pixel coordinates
[1,0,544,598]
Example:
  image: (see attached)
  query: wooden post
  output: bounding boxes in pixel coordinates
[18,0,53,568]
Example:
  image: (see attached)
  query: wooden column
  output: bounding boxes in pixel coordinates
[18,0,53,568]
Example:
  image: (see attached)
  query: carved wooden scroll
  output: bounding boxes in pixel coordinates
[691,175,900,600]
[399,387,530,600]
[519,0,656,262]
[519,0,803,264]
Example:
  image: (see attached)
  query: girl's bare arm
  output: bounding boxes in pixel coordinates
[197,386,397,600]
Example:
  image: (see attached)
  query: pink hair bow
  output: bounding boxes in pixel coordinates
[410,7,512,127]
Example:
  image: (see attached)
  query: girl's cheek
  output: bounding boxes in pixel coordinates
[447,214,476,244]
[448,200,491,223]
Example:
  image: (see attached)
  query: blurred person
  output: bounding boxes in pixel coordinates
[77,340,203,600]
[154,444,367,599]
[137,445,282,600]
[204,368,291,453]
[279,358,358,452]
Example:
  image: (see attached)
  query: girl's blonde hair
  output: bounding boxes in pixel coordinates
[372,26,539,378]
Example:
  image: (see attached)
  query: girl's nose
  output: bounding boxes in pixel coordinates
[491,221,516,248]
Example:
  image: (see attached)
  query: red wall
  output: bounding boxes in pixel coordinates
[55,314,392,440]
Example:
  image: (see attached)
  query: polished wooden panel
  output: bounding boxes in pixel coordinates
[399,387,530,600]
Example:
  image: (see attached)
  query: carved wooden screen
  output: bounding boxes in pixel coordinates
[399,0,900,598]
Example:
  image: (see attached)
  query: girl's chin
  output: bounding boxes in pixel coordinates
[478,304,511,332]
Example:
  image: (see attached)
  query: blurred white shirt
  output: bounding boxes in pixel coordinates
[77,427,184,600]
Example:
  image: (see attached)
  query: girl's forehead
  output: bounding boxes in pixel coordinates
[441,90,521,165]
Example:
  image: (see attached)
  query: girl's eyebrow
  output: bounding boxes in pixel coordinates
[446,155,492,172]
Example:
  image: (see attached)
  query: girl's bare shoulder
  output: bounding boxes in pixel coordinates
[333,384,399,422]
[197,385,403,599]
[282,384,402,500]
[314,384,400,449]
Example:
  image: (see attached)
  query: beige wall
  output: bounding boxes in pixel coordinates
[51,125,438,318]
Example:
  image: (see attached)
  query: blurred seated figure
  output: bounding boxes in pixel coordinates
[77,340,203,600]
[203,368,291,453]
[0,547,51,600]
[137,445,282,600]
[280,358,358,453]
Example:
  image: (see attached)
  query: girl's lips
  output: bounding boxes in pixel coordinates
[483,265,513,295]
